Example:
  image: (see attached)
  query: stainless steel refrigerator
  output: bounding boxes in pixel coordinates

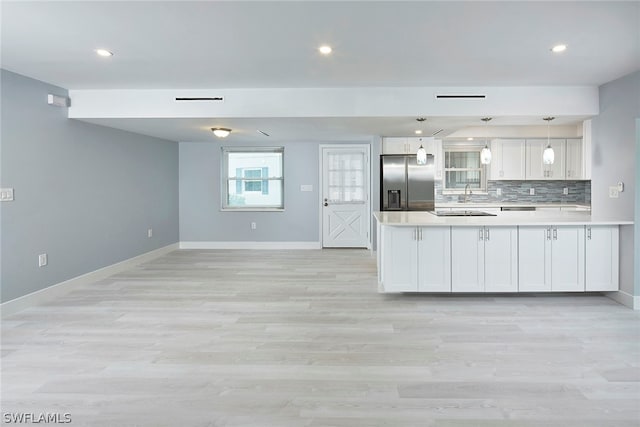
[380,154,435,211]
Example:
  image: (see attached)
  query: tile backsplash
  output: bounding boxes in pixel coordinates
[436,180,591,204]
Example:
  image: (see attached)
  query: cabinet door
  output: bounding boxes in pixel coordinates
[527,139,565,180]
[551,226,585,291]
[380,226,418,292]
[491,139,526,180]
[417,227,451,292]
[546,140,565,180]
[382,137,409,154]
[518,226,552,291]
[484,227,518,292]
[433,139,443,180]
[565,138,583,179]
[525,140,546,180]
[585,226,619,291]
[451,227,485,292]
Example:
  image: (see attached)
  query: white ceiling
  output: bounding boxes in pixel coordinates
[2,1,639,141]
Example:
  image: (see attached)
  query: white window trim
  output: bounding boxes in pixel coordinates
[221,146,285,211]
[442,145,488,195]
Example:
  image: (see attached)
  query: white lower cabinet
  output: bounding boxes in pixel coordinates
[379,223,618,294]
[585,226,619,291]
[381,226,451,292]
[451,227,518,292]
[518,226,585,292]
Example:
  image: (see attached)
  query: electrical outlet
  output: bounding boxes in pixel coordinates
[563,188,569,195]
[529,188,535,196]
[38,253,48,267]
[609,186,619,198]
[148,228,153,238]
[496,188,502,196]
[0,188,14,201]
[251,222,257,230]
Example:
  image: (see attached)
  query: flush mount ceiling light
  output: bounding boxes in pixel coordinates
[543,117,555,164]
[551,44,567,53]
[480,117,492,165]
[95,49,113,57]
[318,45,332,55]
[211,127,231,138]
[415,130,423,135]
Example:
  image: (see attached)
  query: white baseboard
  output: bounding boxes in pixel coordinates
[179,241,322,250]
[605,290,640,310]
[1,243,179,318]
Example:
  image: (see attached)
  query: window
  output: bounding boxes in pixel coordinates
[443,145,487,192]
[222,147,284,210]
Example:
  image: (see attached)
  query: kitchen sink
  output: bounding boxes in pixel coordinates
[430,210,497,217]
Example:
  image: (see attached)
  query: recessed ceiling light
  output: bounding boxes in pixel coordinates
[551,44,567,53]
[318,45,332,55]
[211,127,231,138]
[95,49,113,57]
[415,130,423,135]
[467,137,474,141]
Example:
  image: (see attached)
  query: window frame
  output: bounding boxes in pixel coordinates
[221,147,285,211]
[442,144,488,194]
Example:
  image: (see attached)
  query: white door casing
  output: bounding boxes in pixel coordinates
[320,145,370,248]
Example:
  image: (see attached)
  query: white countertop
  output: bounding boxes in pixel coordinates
[374,211,633,226]
[435,202,591,209]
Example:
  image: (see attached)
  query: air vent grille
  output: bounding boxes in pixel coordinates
[175,97,224,102]
[435,94,486,99]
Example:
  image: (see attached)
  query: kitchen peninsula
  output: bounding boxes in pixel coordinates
[374,210,632,294]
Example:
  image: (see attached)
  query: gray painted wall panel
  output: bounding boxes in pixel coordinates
[179,141,321,242]
[591,71,639,297]
[0,70,179,302]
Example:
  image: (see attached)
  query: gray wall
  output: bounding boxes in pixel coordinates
[180,140,321,242]
[591,71,640,297]
[636,119,640,296]
[0,70,179,303]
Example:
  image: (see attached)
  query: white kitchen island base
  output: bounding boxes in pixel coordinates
[375,211,629,294]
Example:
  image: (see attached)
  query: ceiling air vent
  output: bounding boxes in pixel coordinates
[175,97,224,102]
[435,94,486,100]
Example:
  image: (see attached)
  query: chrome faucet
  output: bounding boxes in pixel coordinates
[464,184,472,203]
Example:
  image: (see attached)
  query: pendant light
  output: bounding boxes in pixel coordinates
[416,138,427,165]
[480,117,492,165]
[542,117,555,164]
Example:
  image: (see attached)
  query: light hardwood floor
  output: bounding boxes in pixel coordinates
[2,249,639,426]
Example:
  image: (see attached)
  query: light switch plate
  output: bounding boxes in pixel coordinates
[617,182,624,192]
[0,188,14,201]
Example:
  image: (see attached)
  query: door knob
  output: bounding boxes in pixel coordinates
[324,202,328,207]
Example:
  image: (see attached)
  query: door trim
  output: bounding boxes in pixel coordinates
[319,144,371,249]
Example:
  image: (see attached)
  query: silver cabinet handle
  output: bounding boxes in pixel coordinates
[485,228,490,241]
[479,228,484,241]
[553,228,557,240]
[419,228,423,241]
[413,228,416,241]
[587,227,591,240]
[546,228,551,240]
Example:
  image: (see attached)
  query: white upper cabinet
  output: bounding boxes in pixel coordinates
[525,139,566,180]
[381,137,410,154]
[489,139,526,180]
[565,138,584,179]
